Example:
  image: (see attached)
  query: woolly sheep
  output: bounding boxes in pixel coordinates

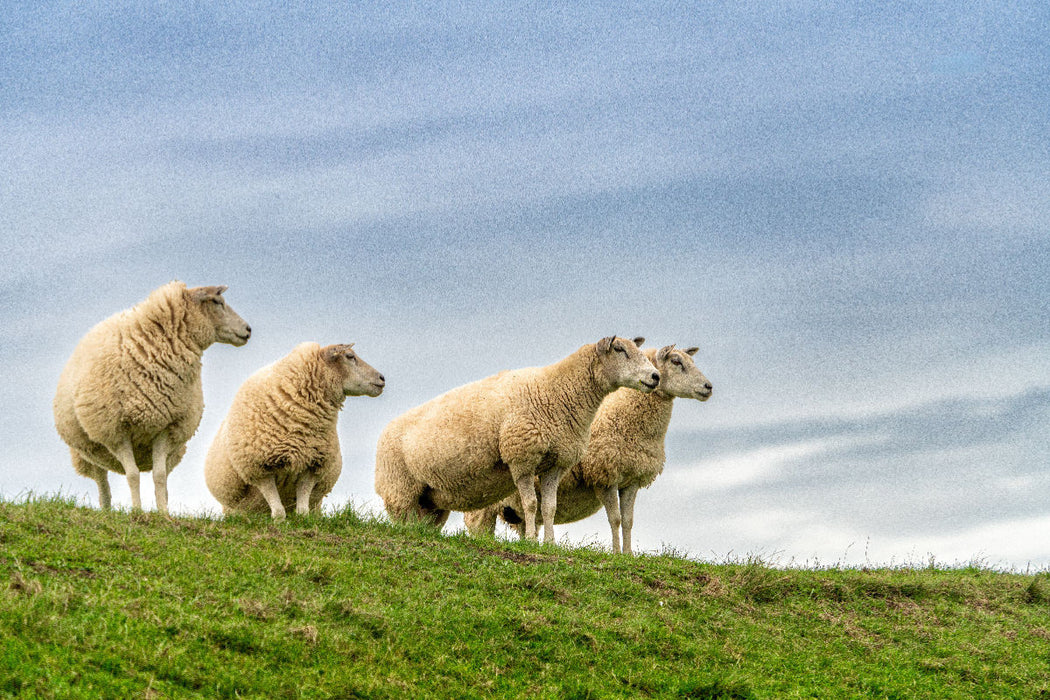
[53,281,251,514]
[465,345,711,554]
[205,342,385,521]
[375,336,660,543]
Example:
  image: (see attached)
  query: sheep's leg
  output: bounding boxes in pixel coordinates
[151,431,170,516]
[94,470,112,510]
[253,476,286,522]
[430,509,451,528]
[538,467,566,544]
[109,439,143,511]
[295,472,319,516]
[514,473,540,540]
[73,451,112,509]
[597,486,622,554]
[619,484,639,555]
[463,507,498,537]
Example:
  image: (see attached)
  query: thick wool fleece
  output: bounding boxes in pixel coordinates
[205,343,350,514]
[469,346,711,551]
[54,281,216,476]
[375,339,655,526]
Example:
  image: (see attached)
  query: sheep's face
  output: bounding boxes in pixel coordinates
[323,344,386,398]
[190,285,251,347]
[652,346,712,401]
[595,336,660,393]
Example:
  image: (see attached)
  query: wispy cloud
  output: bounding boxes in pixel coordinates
[667,437,884,492]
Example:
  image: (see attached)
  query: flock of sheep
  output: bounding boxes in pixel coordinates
[53,281,713,553]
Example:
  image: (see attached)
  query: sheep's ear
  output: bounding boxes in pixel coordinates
[323,344,350,363]
[596,336,616,355]
[683,347,699,356]
[189,285,225,303]
[189,286,214,303]
[657,345,675,362]
[632,337,645,348]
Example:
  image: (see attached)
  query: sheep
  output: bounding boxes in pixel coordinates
[53,281,251,514]
[375,336,661,543]
[204,342,385,521]
[465,345,712,554]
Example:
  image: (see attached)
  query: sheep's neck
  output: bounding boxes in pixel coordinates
[286,366,346,420]
[541,349,610,423]
[628,390,676,443]
[126,293,206,378]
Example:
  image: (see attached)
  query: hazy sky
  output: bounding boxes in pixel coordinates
[3,2,1049,568]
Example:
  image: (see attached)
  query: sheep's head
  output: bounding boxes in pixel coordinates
[189,285,251,347]
[322,344,385,398]
[652,345,712,401]
[594,336,660,393]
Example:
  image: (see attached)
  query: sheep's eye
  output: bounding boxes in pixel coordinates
[670,357,682,366]
[347,354,357,363]
[210,298,223,306]
[613,344,626,354]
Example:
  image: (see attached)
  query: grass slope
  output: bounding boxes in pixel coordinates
[2,497,1050,699]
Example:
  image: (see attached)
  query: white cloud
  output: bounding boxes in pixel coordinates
[667,435,887,491]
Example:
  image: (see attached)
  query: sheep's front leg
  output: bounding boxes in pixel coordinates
[295,472,319,516]
[597,486,622,554]
[538,467,566,544]
[109,438,142,511]
[514,473,539,540]
[253,476,286,522]
[619,484,639,555]
[151,431,170,516]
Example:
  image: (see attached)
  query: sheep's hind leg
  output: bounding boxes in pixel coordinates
[253,476,286,522]
[94,471,112,510]
[514,473,540,540]
[618,484,639,555]
[109,439,143,511]
[151,431,170,516]
[295,472,319,516]
[597,486,622,554]
[72,451,112,510]
[429,509,450,528]
[538,467,566,544]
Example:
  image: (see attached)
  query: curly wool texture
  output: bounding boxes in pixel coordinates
[577,374,676,491]
[375,340,653,522]
[465,387,672,532]
[468,346,711,537]
[54,281,218,476]
[205,343,354,514]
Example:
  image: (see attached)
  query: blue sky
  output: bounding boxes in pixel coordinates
[3,2,1049,567]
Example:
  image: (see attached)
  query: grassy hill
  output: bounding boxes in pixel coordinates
[2,497,1049,699]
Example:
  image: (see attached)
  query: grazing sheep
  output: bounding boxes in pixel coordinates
[53,281,251,514]
[375,336,660,543]
[205,342,385,521]
[465,345,712,554]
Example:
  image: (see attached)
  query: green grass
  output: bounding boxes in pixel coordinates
[2,496,1050,699]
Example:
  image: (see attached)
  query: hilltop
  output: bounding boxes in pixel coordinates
[2,497,1049,698]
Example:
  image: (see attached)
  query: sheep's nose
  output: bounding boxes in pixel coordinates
[378,374,386,384]
[245,325,252,336]
[704,382,712,390]
[651,372,661,383]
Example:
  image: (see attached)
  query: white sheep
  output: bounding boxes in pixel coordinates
[204,342,385,521]
[375,336,660,543]
[465,345,712,554]
[53,281,251,514]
